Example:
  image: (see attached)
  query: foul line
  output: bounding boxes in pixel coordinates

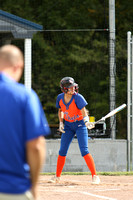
[41,188,117,200]
[79,191,117,200]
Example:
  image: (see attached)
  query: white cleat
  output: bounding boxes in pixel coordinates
[92,175,100,185]
[48,176,61,183]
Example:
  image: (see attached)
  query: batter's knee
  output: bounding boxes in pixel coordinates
[80,148,89,157]
[59,149,67,157]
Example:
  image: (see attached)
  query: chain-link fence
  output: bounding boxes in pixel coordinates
[0,10,127,139]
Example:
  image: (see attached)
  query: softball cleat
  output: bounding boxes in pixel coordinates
[48,176,61,183]
[92,175,100,184]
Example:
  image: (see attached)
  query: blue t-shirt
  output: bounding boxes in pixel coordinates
[0,73,50,194]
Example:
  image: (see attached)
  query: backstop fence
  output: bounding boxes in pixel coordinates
[0,29,127,140]
[0,9,127,140]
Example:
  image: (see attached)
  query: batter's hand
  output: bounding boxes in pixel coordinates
[59,122,65,133]
[85,121,95,130]
[83,116,95,130]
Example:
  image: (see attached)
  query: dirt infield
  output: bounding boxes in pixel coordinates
[38,175,133,200]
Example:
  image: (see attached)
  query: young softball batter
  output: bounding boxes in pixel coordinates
[49,77,100,184]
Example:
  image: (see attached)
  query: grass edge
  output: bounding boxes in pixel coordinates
[40,171,133,176]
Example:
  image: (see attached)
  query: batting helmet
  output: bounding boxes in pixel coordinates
[60,77,78,93]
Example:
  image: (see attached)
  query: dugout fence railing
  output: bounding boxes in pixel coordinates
[127,31,133,171]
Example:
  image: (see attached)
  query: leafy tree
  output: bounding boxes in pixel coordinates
[0,0,130,138]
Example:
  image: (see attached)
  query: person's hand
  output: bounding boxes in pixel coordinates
[85,121,95,130]
[83,116,95,130]
[59,122,65,133]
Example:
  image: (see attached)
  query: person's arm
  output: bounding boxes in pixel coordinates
[81,107,88,118]
[81,107,95,130]
[58,108,65,133]
[26,136,46,199]
[58,108,64,122]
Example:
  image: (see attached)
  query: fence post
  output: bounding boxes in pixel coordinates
[24,38,32,89]
[127,31,131,171]
[109,0,116,139]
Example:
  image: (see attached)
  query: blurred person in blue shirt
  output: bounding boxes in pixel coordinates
[0,44,50,200]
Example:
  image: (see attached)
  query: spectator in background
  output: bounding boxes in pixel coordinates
[0,44,50,200]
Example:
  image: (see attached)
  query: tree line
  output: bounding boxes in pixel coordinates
[0,0,132,139]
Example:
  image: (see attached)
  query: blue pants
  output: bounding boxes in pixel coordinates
[59,120,89,157]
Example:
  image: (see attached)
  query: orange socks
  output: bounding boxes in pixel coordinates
[83,153,96,177]
[56,155,66,177]
[56,154,96,177]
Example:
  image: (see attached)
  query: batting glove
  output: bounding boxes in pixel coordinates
[59,122,65,133]
[83,116,95,130]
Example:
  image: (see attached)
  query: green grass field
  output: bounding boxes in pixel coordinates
[41,171,133,176]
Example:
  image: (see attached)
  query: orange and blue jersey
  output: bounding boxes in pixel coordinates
[56,92,89,157]
[56,93,88,122]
